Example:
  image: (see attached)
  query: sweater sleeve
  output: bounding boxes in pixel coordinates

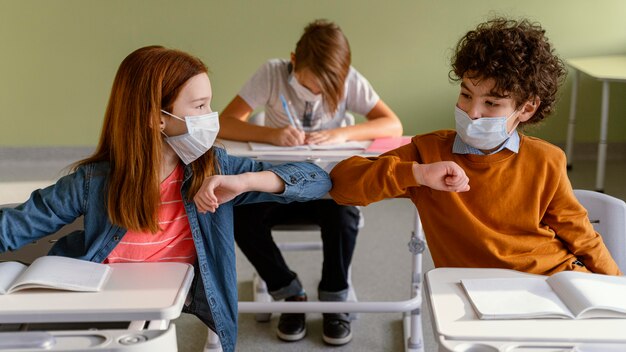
[542,155,622,275]
[329,141,420,206]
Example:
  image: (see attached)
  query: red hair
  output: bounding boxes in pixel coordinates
[76,46,217,233]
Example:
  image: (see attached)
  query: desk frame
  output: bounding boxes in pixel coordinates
[206,139,425,352]
[565,55,626,192]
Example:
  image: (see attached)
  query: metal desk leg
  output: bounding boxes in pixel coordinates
[595,80,610,192]
[404,211,425,352]
[566,70,579,170]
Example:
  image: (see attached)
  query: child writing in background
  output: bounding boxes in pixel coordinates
[330,18,621,277]
[0,45,332,352]
[218,19,402,345]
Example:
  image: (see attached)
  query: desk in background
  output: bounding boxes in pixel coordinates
[0,262,194,352]
[565,55,626,192]
[210,138,425,352]
[217,138,375,172]
[424,267,626,352]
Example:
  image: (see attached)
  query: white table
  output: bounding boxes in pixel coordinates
[0,262,194,351]
[207,139,425,352]
[565,55,626,192]
[217,138,374,172]
[424,267,626,352]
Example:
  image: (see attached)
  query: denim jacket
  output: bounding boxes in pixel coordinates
[0,147,331,352]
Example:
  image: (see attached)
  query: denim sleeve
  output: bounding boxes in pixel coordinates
[219,149,332,206]
[0,166,86,253]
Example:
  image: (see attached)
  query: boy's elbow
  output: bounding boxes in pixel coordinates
[329,187,369,206]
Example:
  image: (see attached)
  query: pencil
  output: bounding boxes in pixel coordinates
[279,94,299,129]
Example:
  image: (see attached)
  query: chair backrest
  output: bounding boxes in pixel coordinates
[0,203,84,264]
[573,189,626,273]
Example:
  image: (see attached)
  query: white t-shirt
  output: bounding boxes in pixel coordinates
[238,59,380,132]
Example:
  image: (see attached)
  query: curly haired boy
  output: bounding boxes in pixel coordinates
[329,18,621,276]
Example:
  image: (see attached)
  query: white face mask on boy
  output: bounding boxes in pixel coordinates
[454,106,518,150]
[161,110,220,165]
[289,74,322,102]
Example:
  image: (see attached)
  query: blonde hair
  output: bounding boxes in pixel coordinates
[294,19,351,114]
[75,46,218,233]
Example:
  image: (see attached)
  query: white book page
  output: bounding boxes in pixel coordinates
[309,141,368,150]
[461,277,573,319]
[549,271,626,318]
[8,256,111,293]
[0,261,27,294]
[248,141,367,151]
[248,142,309,151]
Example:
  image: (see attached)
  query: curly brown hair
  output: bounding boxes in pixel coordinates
[450,18,567,124]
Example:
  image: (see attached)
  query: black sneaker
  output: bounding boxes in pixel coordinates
[276,293,307,342]
[322,313,352,345]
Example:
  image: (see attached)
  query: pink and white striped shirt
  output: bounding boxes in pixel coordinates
[105,164,196,265]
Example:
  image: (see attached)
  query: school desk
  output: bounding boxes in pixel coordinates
[424,267,626,352]
[208,138,425,352]
[0,262,194,352]
[217,138,372,172]
[565,55,626,192]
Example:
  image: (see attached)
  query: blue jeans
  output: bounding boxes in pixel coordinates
[234,199,360,301]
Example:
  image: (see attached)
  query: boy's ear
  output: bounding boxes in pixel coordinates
[290,52,296,67]
[518,96,541,122]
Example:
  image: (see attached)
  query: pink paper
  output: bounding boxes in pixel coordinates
[365,136,412,154]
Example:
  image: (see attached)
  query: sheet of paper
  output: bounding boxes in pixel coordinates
[0,261,27,294]
[248,141,368,151]
[364,136,412,154]
[461,277,572,319]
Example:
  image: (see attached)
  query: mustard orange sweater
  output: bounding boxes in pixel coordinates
[330,130,621,276]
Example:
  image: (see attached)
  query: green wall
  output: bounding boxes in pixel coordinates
[1,0,625,146]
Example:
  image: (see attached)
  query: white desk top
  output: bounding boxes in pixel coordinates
[217,138,372,161]
[0,262,194,323]
[217,138,374,172]
[567,55,626,82]
[425,267,626,344]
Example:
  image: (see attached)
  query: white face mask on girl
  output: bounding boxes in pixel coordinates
[289,74,322,102]
[161,110,220,165]
[454,106,518,150]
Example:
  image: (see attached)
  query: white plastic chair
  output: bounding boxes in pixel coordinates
[573,189,626,272]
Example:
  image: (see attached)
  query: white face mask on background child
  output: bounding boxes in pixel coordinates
[289,74,322,102]
[161,110,220,165]
[454,106,518,150]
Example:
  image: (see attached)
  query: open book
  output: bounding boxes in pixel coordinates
[248,141,368,152]
[0,256,111,294]
[461,271,626,319]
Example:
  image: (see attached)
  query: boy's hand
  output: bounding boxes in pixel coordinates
[412,161,470,192]
[193,175,247,213]
[305,128,347,145]
[270,126,306,146]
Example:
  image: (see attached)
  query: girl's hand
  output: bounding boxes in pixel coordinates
[193,175,247,213]
[270,126,306,146]
[412,161,470,193]
[305,129,347,145]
